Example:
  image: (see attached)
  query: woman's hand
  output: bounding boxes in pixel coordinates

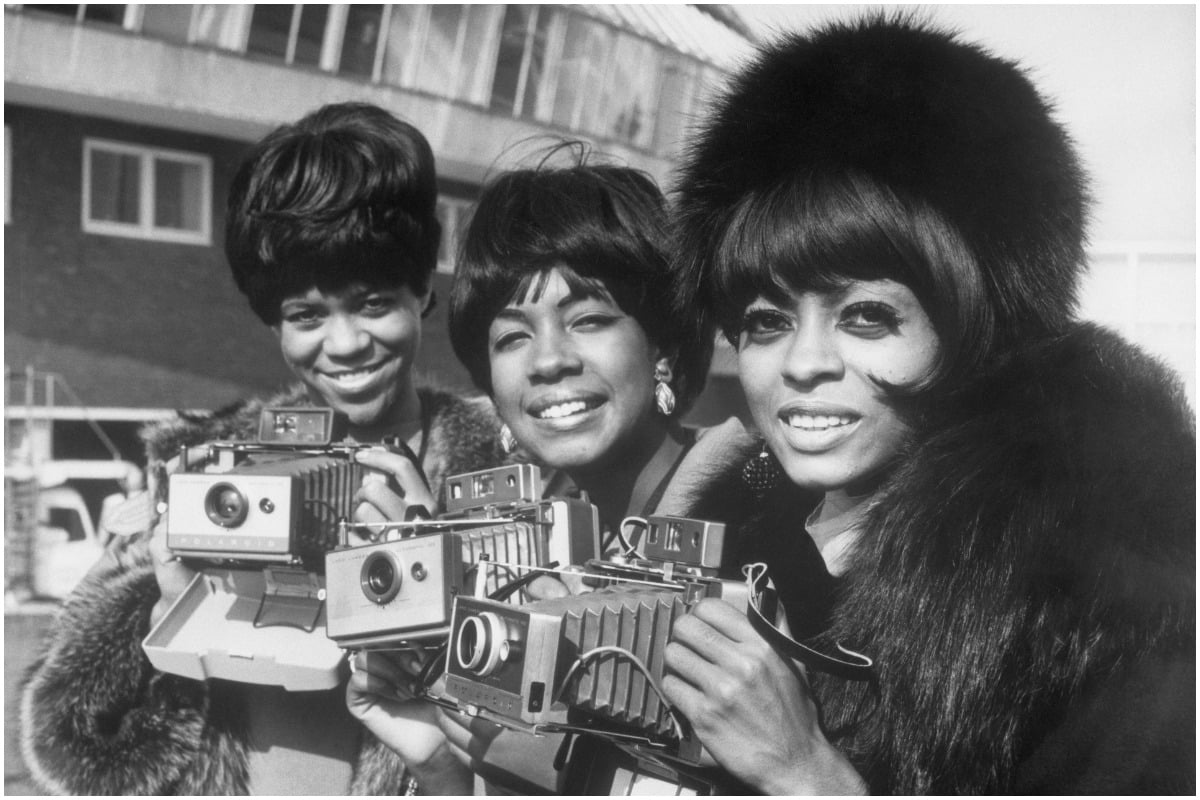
[662,598,867,795]
[353,448,438,531]
[148,446,209,627]
[345,650,473,794]
[438,707,565,792]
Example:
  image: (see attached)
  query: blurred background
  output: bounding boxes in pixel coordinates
[3,4,1194,793]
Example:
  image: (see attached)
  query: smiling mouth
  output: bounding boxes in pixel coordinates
[318,363,388,392]
[532,398,603,420]
[782,412,857,431]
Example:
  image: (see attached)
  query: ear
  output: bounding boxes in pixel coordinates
[270,324,282,341]
[653,352,675,382]
[420,288,438,319]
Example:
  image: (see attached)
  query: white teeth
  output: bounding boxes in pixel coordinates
[537,400,590,419]
[329,366,377,382]
[785,413,854,430]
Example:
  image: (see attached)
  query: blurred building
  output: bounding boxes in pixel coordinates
[4,3,756,467]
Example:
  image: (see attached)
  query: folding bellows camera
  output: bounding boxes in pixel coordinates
[164,407,370,567]
[441,515,770,766]
[325,462,601,648]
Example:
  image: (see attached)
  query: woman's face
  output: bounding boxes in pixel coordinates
[736,279,940,496]
[487,266,666,473]
[273,282,426,429]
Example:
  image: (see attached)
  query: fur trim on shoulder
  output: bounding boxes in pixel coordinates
[416,387,506,493]
[141,384,312,463]
[141,383,505,499]
[19,539,231,794]
[817,323,1195,793]
[656,417,758,516]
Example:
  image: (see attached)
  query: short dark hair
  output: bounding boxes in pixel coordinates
[449,144,710,412]
[225,102,440,324]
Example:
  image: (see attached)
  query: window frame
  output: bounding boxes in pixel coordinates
[436,195,475,275]
[81,137,213,245]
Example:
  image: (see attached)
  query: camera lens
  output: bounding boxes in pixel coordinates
[204,482,248,528]
[456,612,509,677]
[360,551,402,605]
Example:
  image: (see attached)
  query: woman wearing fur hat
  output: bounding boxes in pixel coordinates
[20,103,504,795]
[665,15,1194,794]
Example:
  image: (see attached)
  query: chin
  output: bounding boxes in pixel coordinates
[336,398,391,428]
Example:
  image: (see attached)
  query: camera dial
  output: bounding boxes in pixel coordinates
[360,550,403,604]
[204,482,249,528]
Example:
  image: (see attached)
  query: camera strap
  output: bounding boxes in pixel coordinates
[742,563,874,682]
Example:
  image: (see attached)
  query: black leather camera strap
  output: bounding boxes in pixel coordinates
[743,563,874,682]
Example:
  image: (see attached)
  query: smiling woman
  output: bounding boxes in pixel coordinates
[274,283,428,439]
[447,144,742,534]
[20,102,506,796]
[665,14,1195,794]
[736,280,940,501]
[345,145,768,793]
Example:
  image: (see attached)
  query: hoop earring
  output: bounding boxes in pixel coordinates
[500,423,517,455]
[654,364,676,417]
[742,441,782,495]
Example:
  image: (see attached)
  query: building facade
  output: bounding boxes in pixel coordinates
[4,3,755,469]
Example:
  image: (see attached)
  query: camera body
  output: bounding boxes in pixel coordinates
[166,407,371,566]
[324,464,601,649]
[442,515,763,764]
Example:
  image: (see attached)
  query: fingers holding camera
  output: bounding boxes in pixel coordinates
[353,449,437,533]
[662,599,863,794]
[355,449,437,511]
[437,706,504,768]
[346,651,450,763]
[148,518,196,627]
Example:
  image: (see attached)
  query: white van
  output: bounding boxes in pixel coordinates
[28,460,140,599]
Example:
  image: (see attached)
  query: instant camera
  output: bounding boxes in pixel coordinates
[325,463,600,649]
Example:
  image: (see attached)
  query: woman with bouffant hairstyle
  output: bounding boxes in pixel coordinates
[21,102,504,796]
[664,14,1194,794]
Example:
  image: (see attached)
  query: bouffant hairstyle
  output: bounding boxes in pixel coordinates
[449,143,710,413]
[673,14,1091,387]
[225,102,440,324]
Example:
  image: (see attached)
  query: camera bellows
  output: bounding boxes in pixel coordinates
[558,588,685,737]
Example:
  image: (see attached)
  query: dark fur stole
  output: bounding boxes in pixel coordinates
[806,323,1195,793]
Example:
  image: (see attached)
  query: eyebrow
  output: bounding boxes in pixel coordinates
[500,292,597,317]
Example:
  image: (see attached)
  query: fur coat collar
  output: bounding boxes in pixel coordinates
[745,323,1195,794]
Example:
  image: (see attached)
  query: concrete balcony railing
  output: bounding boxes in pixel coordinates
[4,9,676,187]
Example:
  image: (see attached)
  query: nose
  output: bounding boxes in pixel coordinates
[323,314,370,359]
[780,319,843,386]
[528,328,582,381]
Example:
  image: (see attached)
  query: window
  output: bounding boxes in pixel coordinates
[436,197,474,274]
[47,508,88,542]
[338,4,384,78]
[24,4,129,25]
[190,4,248,50]
[379,3,423,87]
[246,4,329,67]
[5,126,10,226]
[139,4,193,42]
[552,15,613,131]
[654,55,702,154]
[82,139,212,244]
[604,33,661,149]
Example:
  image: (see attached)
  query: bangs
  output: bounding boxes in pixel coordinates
[704,171,994,391]
[509,267,617,309]
[708,174,934,336]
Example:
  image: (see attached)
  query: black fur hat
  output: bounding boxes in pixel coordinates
[675,13,1091,352]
